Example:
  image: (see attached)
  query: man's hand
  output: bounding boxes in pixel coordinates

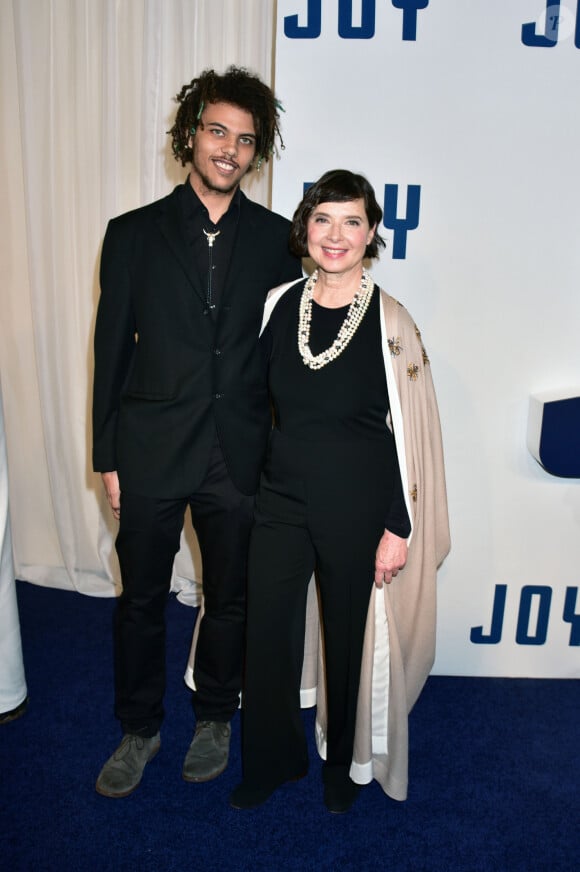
[374,529,408,588]
[101,471,121,520]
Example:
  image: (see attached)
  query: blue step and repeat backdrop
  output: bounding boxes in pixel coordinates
[272,0,580,677]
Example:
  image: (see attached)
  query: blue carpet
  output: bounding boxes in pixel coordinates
[1,581,578,871]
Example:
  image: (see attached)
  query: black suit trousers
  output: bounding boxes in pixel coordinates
[113,440,254,735]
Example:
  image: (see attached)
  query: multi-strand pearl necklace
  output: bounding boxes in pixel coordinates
[297,268,374,370]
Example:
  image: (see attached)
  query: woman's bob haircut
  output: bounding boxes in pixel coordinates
[289,169,386,260]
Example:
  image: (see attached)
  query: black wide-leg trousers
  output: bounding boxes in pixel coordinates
[113,440,254,736]
[240,430,392,789]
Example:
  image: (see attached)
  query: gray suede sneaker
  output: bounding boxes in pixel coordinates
[182,721,231,783]
[95,732,160,798]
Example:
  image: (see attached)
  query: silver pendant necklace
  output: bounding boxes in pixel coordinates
[203,229,221,247]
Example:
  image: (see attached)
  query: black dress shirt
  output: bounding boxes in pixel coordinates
[180,178,241,313]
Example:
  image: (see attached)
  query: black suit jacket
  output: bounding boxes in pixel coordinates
[92,183,302,497]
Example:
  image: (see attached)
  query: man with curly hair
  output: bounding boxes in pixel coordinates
[92,66,302,797]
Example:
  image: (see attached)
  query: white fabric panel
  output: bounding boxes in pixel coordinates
[273,0,580,677]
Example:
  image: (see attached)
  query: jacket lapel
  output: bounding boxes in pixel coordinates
[155,187,206,306]
[221,192,255,306]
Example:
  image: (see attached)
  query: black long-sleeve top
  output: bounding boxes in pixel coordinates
[262,283,411,539]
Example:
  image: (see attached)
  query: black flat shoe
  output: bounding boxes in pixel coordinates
[324,779,361,814]
[230,771,307,810]
[0,696,29,725]
[230,782,278,810]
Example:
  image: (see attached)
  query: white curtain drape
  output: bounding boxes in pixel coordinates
[0,0,277,596]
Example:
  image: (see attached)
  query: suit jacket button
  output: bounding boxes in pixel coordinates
[214,393,223,400]
[214,348,221,356]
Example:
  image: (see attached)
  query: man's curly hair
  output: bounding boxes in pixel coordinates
[168,65,284,169]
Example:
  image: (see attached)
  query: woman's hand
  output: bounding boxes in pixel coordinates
[374,529,408,588]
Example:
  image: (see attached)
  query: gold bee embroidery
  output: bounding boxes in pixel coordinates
[407,363,419,381]
[414,324,430,365]
[388,336,402,357]
[410,484,418,503]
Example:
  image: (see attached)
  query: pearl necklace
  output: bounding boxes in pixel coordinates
[298,268,374,370]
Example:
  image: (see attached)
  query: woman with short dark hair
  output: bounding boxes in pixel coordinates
[231,169,450,814]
